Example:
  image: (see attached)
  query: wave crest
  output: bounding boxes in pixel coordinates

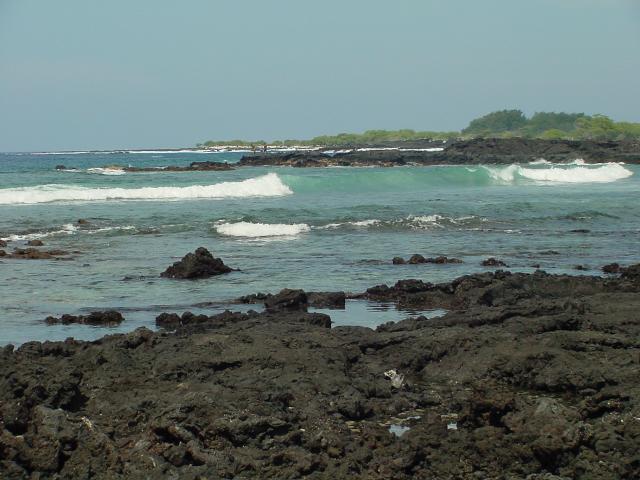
[484,163,632,184]
[0,173,291,205]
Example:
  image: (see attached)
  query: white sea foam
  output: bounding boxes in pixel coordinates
[485,163,632,184]
[86,167,126,176]
[2,223,79,241]
[215,222,310,237]
[354,147,444,152]
[529,159,551,165]
[0,173,292,205]
[319,219,381,229]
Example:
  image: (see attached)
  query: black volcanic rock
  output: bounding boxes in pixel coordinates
[161,247,234,279]
[45,310,124,326]
[265,289,308,312]
[602,263,622,274]
[307,291,346,309]
[482,257,508,267]
[3,267,640,478]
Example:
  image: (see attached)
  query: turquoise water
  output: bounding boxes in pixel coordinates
[1,151,638,345]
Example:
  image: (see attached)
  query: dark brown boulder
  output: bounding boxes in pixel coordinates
[265,289,308,312]
[307,291,346,309]
[602,263,622,274]
[45,311,124,326]
[482,257,508,267]
[10,248,68,260]
[26,240,44,246]
[0,239,7,248]
[408,254,427,264]
[621,264,640,281]
[161,247,234,279]
[429,256,463,264]
[392,256,406,265]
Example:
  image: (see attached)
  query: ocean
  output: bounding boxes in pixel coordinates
[0,151,638,345]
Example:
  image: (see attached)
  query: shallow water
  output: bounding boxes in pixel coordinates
[1,151,638,345]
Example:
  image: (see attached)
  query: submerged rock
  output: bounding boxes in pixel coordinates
[9,248,69,260]
[0,239,7,248]
[161,247,234,279]
[26,240,44,246]
[482,257,508,267]
[45,310,124,326]
[396,255,463,265]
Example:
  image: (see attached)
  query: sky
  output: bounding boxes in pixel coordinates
[0,0,639,151]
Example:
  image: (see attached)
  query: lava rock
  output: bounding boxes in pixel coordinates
[307,291,346,309]
[408,254,427,264]
[161,247,234,279]
[265,289,308,312]
[9,248,68,260]
[429,255,463,264]
[482,257,509,267]
[602,263,622,274]
[45,310,124,326]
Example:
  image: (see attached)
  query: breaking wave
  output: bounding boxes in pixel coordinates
[484,163,632,184]
[215,222,311,238]
[0,174,292,205]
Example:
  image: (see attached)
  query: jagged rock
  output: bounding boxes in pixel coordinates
[482,257,508,267]
[395,255,462,265]
[265,289,308,312]
[602,263,622,274]
[307,292,346,309]
[45,311,124,326]
[9,248,68,259]
[408,254,427,264]
[0,239,7,248]
[161,247,234,279]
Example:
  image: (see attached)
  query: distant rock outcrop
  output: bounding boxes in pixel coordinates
[161,247,234,279]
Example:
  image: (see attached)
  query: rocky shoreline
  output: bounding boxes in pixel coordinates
[1,267,639,479]
[238,138,640,168]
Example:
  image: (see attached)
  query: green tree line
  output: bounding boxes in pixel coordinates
[198,110,640,147]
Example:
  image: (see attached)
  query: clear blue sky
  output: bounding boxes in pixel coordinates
[1,0,639,151]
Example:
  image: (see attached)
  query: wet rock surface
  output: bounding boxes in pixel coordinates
[161,247,234,279]
[394,255,463,265]
[6,248,70,260]
[481,257,508,267]
[45,311,125,326]
[1,268,640,479]
[124,161,234,172]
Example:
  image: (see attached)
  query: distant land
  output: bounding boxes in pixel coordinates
[198,110,640,148]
